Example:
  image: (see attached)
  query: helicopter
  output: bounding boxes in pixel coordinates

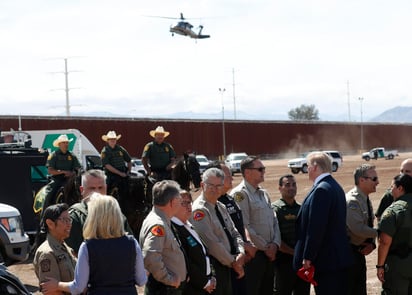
[148,13,210,39]
[170,13,210,39]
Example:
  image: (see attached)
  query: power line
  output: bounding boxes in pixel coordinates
[48,57,83,116]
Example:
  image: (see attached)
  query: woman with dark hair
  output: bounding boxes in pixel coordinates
[33,203,76,294]
[377,174,412,293]
[40,194,147,294]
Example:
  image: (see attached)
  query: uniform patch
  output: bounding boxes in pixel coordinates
[381,209,394,219]
[144,144,150,152]
[150,225,165,237]
[67,155,72,161]
[101,153,106,159]
[40,259,51,272]
[348,203,359,210]
[233,192,245,202]
[47,154,52,160]
[193,210,205,221]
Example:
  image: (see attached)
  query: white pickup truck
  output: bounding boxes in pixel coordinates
[362,147,398,161]
[0,203,30,265]
[287,150,343,174]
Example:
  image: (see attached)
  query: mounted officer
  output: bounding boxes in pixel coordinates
[101,130,132,210]
[42,134,81,213]
[142,126,176,181]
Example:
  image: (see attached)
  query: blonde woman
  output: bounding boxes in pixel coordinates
[41,193,147,294]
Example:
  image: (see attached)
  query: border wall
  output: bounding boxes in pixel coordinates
[1,116,411,159]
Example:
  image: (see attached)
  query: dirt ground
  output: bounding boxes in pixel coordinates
[8,152,411,294]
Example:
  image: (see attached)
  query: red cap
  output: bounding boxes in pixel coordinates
[297,266,318,286]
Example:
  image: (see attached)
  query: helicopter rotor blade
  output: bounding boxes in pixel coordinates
[143,15,179,20]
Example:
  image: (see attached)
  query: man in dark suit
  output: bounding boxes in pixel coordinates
[293,151,352,294]
[172,190,216,294]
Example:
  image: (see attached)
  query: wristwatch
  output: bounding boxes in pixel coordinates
[376,264,385,269]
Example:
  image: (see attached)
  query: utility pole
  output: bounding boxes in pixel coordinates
[49,57,83,117]
[219,88,226,158]
[64,58,70,117]
[232,68,237,120]
[347,80,351,121]
[358,97,364,151]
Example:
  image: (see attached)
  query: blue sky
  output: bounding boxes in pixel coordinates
[1,0,411,121]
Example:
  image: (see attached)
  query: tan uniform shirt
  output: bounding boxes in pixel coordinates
[33,234,76,294]
[346,186,378,245]
[191,193,244,267]
[231,180,281,250]
[139,207,187,285]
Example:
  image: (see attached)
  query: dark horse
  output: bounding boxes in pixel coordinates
[110,175,152,238]
[171,154,201,191]
[33,173,82,216]
[113,154,201,237]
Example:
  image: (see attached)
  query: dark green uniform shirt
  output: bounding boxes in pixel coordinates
[375,190,394,219]
[46,149,81,176]
[101,144,131,173]
[379,193,412,252]
[66,201,134,254]
[142,141,176,171]
[378,193,412,293]
[272,199,300,252]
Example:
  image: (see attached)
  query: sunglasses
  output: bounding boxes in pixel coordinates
[247,167,266,172]
[363,176,378,182]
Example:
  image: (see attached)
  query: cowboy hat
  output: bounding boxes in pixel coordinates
[53,134,73,147]
[149,126,170,138]
[102,131,122,141]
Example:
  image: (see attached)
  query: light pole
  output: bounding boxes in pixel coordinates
[358,97,364,151]
[219,88,226,158]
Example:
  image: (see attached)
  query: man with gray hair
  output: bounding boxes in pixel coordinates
[191,168,245,295]
[346,164,379,295]
[66,169,133,255]
[66,169,108,254]
[139,180,187,295]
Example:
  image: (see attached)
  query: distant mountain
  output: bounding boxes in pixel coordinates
[67,106,412,123]
[369,106,412,123]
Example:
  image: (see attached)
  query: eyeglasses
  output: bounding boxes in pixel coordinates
[205,182,223,189]
[57,217,72,224]
[247,167,266,172]
[181,201,192,207]
[363,176,379,182]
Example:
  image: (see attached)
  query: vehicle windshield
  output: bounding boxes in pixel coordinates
[196,156,208,162]
[234,155,246,161]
